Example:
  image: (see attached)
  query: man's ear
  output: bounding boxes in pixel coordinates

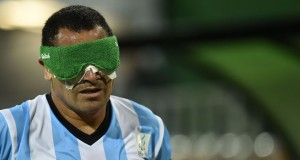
[38,58,44,66]
[38,58,53,80]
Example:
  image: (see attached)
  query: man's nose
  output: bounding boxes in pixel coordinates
[81,69,100,82]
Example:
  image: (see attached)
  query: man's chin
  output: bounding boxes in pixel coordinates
[75,100,106,112]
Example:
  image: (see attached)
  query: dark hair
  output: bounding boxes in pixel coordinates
[42,5,113,46]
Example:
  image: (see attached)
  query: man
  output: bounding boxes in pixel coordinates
[0,5,171,160]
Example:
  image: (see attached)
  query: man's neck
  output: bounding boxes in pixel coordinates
[51,94,106,135]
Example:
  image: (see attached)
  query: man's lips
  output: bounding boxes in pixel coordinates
[79,87,102,94]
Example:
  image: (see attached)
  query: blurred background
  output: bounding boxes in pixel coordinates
[0,0,300,159]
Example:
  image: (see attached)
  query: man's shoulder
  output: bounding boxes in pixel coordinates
[110,95,161,129]
[0,94,47,123]
[0,101,29,118]
[0,98,31,139]
[110,95,155,117]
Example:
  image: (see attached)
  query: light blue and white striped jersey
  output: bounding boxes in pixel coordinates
[0,94,171,160]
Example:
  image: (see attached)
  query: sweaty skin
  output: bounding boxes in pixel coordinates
[41,27,113,135]
[54,26,104,45]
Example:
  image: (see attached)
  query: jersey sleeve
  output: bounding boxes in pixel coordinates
[127,98,172,159]
[154,116,172,160]
[0,112,12,160]
[156,125,172,160]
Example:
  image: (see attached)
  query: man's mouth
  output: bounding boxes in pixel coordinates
[79,88,102,94]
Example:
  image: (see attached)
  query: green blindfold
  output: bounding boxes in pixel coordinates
[40,36,120,80]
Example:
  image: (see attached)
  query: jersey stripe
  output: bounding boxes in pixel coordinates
[0,113,12,160]
[28,96,56,160]
[131,101,161,159]
[0,109,16,160]
[10,104,29,148]
[103,107,127,159]
[155,116,164,157]
[110,96,140,159]
[9,102,31,160]
[49,110,81,160]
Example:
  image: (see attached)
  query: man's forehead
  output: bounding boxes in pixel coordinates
[54,26,107,46]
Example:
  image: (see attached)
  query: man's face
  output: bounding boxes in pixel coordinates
[47,27,113,113]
